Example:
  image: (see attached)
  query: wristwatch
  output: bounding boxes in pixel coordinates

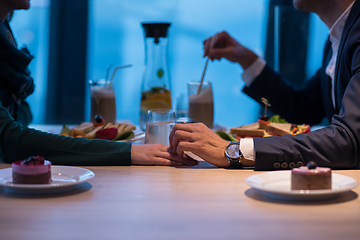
[225,141,243,168]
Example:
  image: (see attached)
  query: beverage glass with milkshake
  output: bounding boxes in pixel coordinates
[188,81,214,129]
[145,109,176,145]
[89,79,116,123]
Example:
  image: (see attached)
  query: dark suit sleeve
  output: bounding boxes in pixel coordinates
[243,29,360,171]
[0,102,132,166]
[243,65,326,126]
[253,69,360,170]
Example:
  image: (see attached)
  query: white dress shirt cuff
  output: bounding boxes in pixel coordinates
[241,57,267,87]
[240,138,255,162]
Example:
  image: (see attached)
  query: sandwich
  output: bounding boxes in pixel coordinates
[230,115,310,139]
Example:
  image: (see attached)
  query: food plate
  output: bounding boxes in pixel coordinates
[246,171,358,201]
[0,166,95,194]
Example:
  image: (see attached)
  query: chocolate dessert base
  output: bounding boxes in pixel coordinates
[291,172,331,190]
[12,171,52,184]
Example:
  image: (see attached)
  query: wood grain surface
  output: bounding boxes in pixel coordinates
[1,162,360,240]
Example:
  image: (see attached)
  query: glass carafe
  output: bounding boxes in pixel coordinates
[140,22,172,130]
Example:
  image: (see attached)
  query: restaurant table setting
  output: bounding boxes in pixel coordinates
[1,119,360,239]
[2,22,360,240]
[2,113,359,239]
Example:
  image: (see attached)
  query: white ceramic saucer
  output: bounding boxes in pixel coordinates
[246,171,358,201]
[0,166,95,194]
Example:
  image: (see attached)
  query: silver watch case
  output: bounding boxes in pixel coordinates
[225,141,243,167]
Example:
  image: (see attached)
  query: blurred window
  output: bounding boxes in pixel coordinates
[87,0,267,127]
[306,13,328,79]
[10,0,50,124]
[10,0,328,126]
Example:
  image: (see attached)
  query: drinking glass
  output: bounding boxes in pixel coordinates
[89,79,116,123]
[145,109,176,145]
[188,81,214,128]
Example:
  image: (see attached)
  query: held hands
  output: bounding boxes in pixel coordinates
[203,31,259,70]
[131,144,198,166]
[169,123,231,168]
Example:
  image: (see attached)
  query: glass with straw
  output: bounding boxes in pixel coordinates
[89,64,132,123]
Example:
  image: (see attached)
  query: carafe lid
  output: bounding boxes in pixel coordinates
[142,22,171,40]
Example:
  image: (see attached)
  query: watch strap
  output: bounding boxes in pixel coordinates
[229,158,243,168]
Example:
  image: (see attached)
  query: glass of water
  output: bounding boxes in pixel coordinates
[145,109,176,145]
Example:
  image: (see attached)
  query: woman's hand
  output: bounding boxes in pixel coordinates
[203,31,258,69]
[169,123,231,168]
[131,143,198,166]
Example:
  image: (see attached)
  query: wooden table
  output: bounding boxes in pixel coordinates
[1,161,360,240]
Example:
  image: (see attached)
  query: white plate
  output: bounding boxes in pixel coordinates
[246,171,358,201]
[0,166,95,194]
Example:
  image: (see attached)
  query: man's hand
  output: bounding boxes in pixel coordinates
[169,123,231,168]
[203,31,258,69]
[131,144,198,166]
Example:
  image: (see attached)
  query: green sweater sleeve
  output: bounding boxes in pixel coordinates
[0,102,132,166]
[15,100,32,127]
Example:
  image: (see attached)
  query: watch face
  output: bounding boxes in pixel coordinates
[226,142,240,159]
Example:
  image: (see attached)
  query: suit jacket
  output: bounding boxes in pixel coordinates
[243,0,360,170]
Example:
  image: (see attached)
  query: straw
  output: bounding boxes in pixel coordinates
[198,36,216,95]
[107,64,133,88]
[105,63,113,82]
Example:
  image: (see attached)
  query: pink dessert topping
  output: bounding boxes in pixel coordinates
[292,166,331,174]
[12,156,51,175]
[22,156,45,165]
